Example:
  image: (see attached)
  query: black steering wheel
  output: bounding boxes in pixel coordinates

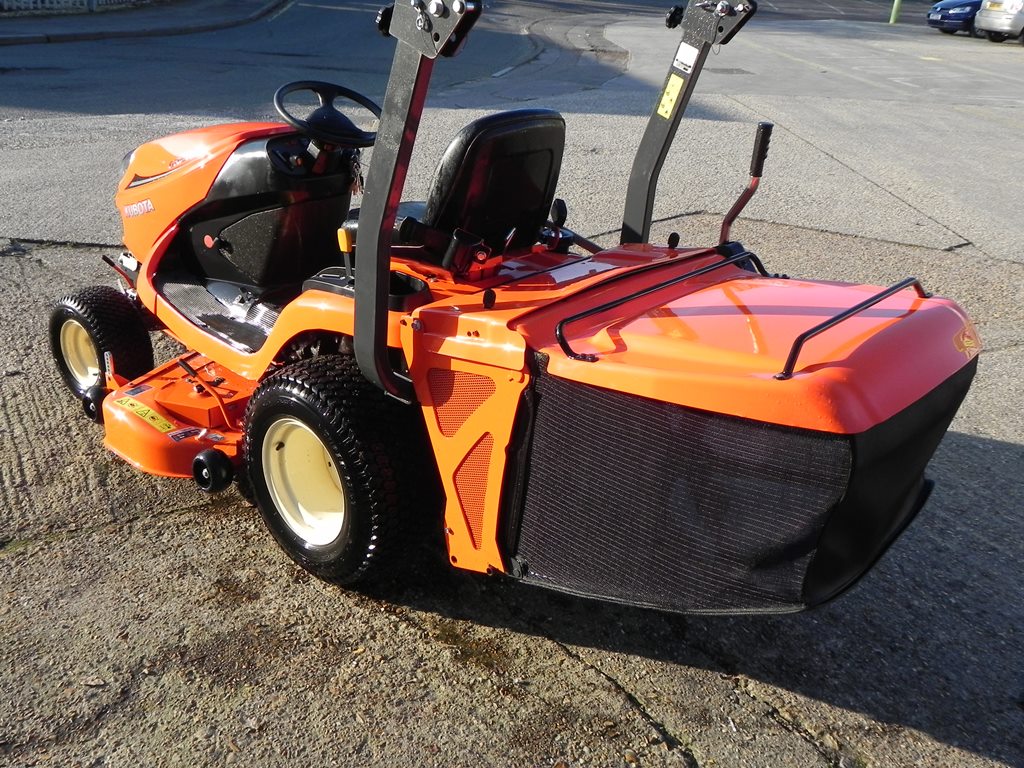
[273,80,381,147]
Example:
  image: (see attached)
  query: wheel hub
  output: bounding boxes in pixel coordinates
[262,416,346,547]
[59,319,101,389]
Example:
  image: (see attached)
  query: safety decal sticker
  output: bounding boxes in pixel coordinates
[168,427,202,443]
[658,73,685,119]
[114,396,176,433]
[673,41,699,75]
[953,325,981,360]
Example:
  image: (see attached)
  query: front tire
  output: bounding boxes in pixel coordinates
[243,355,403,585]
[986,31,1008,41]
[49,285,154,398]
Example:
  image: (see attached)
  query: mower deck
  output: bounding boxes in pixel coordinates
[102,353,250,477]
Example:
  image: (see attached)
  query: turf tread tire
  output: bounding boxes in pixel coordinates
[243,354,412,586]
[49,285,155,397]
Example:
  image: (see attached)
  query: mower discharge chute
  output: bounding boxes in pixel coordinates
[49,0,979,614]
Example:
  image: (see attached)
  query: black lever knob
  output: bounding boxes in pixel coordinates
[750,121,773,178]
[550,198,568,228]
[376,4,393,36]
[665,4,685,27]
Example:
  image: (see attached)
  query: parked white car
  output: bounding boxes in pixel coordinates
[974,0,1024,41]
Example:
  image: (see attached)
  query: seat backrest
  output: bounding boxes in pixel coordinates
[421,109,565,255]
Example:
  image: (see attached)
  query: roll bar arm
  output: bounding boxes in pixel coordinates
[620,0,758,245]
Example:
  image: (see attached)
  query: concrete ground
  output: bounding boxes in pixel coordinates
[0,0,1021,766]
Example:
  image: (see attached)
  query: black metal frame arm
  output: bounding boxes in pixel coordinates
[354,1,481,401]
[621,1,757,245]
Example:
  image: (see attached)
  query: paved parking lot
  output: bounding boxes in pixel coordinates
[1,1,1021,766]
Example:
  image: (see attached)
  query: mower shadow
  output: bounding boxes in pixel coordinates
[363,428,1024,766]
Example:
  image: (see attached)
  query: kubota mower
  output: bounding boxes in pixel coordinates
[49,0,979,614]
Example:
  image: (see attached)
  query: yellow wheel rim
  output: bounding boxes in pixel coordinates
[262,416,346,547]
[59,319,101,389]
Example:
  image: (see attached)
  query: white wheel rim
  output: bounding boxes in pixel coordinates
[59,319,101,389]
[262,416,346,547]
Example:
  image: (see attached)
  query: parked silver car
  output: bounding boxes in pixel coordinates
[974,0,1024,41]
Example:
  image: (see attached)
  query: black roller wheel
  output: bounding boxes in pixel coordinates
[49,285,154,398]
[986,31,1008,41]
[243,354,409,585]
[193,449,234,493]
[82,385,107,424]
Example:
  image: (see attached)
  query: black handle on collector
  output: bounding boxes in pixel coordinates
[750,121,773,178]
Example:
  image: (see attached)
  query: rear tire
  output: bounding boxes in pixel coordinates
[986,31,1008,41]
[243,355,407,585]
[49,285,154,398]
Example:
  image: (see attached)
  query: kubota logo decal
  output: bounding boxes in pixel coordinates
[953,325,981,359]
[123,199,155,218]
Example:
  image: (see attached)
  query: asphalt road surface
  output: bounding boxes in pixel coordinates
[1,1,1021,766]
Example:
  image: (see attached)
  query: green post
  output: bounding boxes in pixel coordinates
[889,0,903,23]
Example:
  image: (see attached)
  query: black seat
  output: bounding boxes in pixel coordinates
[346,108,565,270]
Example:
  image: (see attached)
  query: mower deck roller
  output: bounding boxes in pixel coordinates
[48,0,980,614]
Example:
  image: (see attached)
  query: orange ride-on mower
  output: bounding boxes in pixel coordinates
[49,0,979,613]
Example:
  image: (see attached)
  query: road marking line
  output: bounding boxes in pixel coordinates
[267,0,295,20]
[492,66,514,77]
[743,39,904,93]
[819,1,847,14]
[297,2,362,9]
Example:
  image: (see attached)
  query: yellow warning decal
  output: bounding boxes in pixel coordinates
[953,325,981,360]
[114,396,176,433]
[658,74,684,119]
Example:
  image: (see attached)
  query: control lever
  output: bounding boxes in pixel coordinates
[550,198,568,228]
[719,121,773,245]
[539,199,603,254]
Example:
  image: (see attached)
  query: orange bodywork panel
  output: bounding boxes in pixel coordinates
[116,122,293,262]
[402,299,531,574]
[401,244,977,434]
[102,353,254,478]
[508,247,980,434]
[138,245,404,381]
